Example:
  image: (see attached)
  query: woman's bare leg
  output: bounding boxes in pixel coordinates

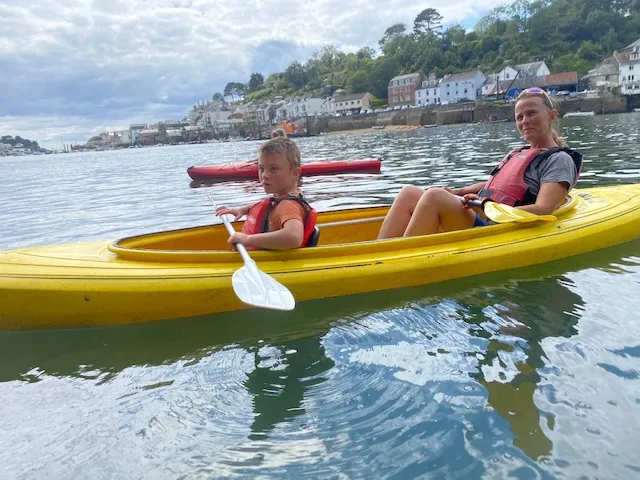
[377,185,425,239]
[404,188,476,236]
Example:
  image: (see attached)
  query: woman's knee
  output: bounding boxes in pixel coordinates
[394,185,424,207]
[418,187,449,206]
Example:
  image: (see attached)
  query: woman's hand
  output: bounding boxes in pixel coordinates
[443,187,461,196]
[227,232,252,250]
[216,206,245,221]
[462,193,481,208]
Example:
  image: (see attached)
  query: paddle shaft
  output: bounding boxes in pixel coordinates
[219,213,254,266]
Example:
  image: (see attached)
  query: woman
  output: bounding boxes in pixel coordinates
[378,87,582,239]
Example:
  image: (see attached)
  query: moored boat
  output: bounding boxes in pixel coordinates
[563,111,596,117]
[187,158,382,181]
[1,184,639,331]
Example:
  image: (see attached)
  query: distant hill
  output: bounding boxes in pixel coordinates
[1,135,41,150]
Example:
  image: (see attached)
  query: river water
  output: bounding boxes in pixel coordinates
[1,113,639,478]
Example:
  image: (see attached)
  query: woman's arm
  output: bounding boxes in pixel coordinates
[517,182,569,215]
[447,182,485,196]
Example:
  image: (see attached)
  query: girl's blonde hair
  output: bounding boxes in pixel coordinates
[515,88,567,148]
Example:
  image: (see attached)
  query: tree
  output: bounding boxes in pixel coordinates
[248,73,264,92]
[232,82,246,99]
[223,82,236,100]
[356,47,376,61]
[413,8,443,36]
[379,23,407,47]
[212,92,224,102]
[284,61,308,89]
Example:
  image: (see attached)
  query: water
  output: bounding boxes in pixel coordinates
[1,113,639,478]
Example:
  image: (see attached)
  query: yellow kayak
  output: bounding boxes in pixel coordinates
[1,184,639,330]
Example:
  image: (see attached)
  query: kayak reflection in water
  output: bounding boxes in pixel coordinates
[378,87,582,239]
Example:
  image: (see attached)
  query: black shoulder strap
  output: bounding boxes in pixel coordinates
[536,147,582,172]
[259,194,311,233]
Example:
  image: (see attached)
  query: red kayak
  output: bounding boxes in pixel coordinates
[187,158,381,181]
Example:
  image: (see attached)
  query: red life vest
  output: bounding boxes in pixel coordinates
[478,146,582,206]
[241,194,317,250]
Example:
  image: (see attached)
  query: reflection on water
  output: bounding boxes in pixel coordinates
[0,113,639,477]
[1,241,639,477]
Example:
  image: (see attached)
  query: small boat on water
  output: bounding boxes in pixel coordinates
[634,108,640,112]
[564,111,596,118]
[422,124,438,128]
[371,125,386,130]
[187,158,382,181]
[1,184,639,331]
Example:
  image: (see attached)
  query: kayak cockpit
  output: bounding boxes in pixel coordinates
[108,198,579,263]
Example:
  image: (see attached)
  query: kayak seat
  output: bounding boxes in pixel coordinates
[305,226,320,247]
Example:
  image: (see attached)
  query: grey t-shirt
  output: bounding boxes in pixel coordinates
[524,151,578,196]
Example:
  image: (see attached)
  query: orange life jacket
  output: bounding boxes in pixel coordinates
[241,194,317,250]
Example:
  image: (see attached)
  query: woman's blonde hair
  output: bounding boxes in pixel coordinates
[515,88,567,147]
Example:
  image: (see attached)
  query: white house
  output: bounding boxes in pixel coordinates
[321,97,334,116]
[440,69,486,103]
[583,56,620,90]
[288,97,324,118]
[497,61,550,82]
[481,74,498,96]
[415,73,441,106]
[332,92,374,114]
[615,38,640,95]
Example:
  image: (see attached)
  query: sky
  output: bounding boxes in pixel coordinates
[0,0,503,149]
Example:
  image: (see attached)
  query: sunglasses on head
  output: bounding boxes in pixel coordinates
[517,86,553,104]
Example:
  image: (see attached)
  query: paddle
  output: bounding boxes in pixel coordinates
[462,197,558,223]
[208,195,295,311]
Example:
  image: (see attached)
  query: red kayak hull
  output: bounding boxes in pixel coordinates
[187,158,381,181]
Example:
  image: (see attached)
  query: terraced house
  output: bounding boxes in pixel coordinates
[388,72,424,107]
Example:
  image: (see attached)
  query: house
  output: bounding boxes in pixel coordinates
[293,97,324,118]
[388,72,424,107]
[497,61,550,81]
[440,69,486,103]
[415,73,441,106]
[332,92,374,114]
[494,61,550,91]
[166,129,184,144]
[183,125,203,142]
[115,129,131,145]
[481,74,499,96]
[615,38,640,95]
[129,124,147,146]
[583,57,620,90]
[321,97,335,116]
[138,128,158,146]
[205,108,232,132]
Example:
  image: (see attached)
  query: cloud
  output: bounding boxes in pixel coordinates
[0,0,500,147]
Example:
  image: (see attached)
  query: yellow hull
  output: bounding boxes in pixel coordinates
[1,185,640,330]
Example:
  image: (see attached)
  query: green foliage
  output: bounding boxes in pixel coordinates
[214,0,638,101]
[248,73,265,92]
[413,8,443,36]
[1,135,40,150]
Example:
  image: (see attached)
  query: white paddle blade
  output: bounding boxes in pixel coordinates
[231,267,295,311]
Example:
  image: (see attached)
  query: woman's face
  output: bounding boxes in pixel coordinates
[515,96,557,144]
